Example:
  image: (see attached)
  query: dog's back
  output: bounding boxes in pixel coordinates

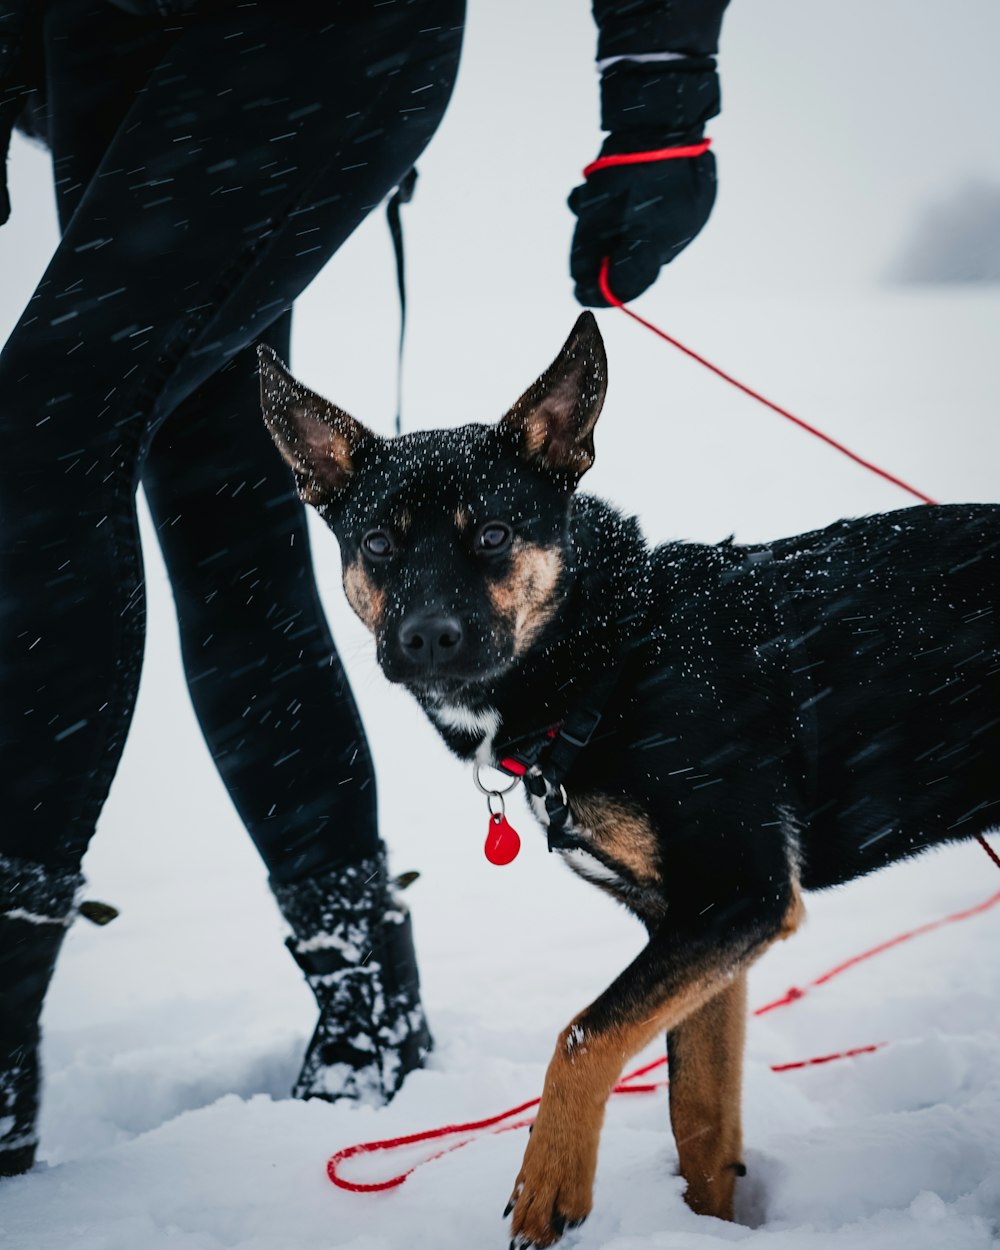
[640,504,1000,890]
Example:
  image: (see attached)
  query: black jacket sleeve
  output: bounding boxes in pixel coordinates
[591,0,730,148]
[592,0,728,61]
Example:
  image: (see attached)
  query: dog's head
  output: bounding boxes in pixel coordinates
[258,312,607,698]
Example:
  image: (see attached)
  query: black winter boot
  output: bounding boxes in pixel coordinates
[271,845,431,1105]
[0,853,83,1178]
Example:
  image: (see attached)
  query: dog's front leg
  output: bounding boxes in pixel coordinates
[506,938,760,1249]
[667,970,747,1220]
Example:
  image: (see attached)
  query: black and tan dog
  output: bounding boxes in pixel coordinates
[258,314,1000,1248]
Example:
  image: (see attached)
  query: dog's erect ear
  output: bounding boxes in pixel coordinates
[257,344,376,506]
[499,311,608,481]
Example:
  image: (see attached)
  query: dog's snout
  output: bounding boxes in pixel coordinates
[398,612,465,668]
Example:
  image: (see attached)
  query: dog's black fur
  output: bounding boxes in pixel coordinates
[259,314,1000,1248]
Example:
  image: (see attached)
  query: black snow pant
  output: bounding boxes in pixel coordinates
[0,0,464,882]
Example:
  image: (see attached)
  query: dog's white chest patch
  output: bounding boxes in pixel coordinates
[430,702,500,740]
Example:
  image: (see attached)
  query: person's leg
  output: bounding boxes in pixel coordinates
[0,854,83,1177]
[142,328,429,1100]
[43,0,384,883]
[0,0,463,1170]
[109,0,463,1098]
[0,3,173,1176]
[1,0,462,856]
[141,322,378,881]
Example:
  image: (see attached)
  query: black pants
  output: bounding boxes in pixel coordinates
[0,0,463,882]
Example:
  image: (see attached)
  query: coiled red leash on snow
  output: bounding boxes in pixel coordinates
[328,885,1000,1192]
[327,1051,885,1194]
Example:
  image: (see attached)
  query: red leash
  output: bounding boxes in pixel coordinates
[597,259,936,505]
[328,887,1000,1192]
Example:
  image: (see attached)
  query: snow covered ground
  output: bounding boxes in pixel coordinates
[4,475,1000,1250]
[2,2,999,1248]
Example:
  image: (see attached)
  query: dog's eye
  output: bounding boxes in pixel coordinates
[475,522,512,555]
[363,530,394,560]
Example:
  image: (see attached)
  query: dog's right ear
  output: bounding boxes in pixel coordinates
[257,344,376,506]
[499,311,608,483]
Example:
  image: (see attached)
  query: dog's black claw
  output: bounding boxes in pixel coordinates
[503,1199,514,1218]
[551,1212,567,1236]
[731,1161,748,1177]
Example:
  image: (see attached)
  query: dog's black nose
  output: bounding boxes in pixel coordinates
[398,612,464,668]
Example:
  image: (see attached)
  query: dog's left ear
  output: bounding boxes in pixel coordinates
[258,344,377,506]
[499,311,608,482]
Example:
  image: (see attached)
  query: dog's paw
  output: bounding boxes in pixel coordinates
[504,1128,593,1247]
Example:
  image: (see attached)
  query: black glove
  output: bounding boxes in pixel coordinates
[570,143,716,306]
[570,56,722,307]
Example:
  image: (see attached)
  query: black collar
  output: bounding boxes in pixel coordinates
[492,659,627,852]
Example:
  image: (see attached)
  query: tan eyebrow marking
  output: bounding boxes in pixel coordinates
[486,540,563,656]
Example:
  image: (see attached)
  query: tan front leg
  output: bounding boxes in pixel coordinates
[506,949,760,1248]
[667,970,747,1221]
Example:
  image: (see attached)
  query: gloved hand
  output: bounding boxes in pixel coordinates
[569,143,717,306]
[569,55,722,307]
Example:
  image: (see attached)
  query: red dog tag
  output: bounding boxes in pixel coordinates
[484,814,521,866]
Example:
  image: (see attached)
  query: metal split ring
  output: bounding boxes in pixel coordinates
[473,763,520,798]
[486,791,506,820]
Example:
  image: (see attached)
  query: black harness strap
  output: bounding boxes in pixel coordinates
[386,166,418,437]
[494,662,626,853]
